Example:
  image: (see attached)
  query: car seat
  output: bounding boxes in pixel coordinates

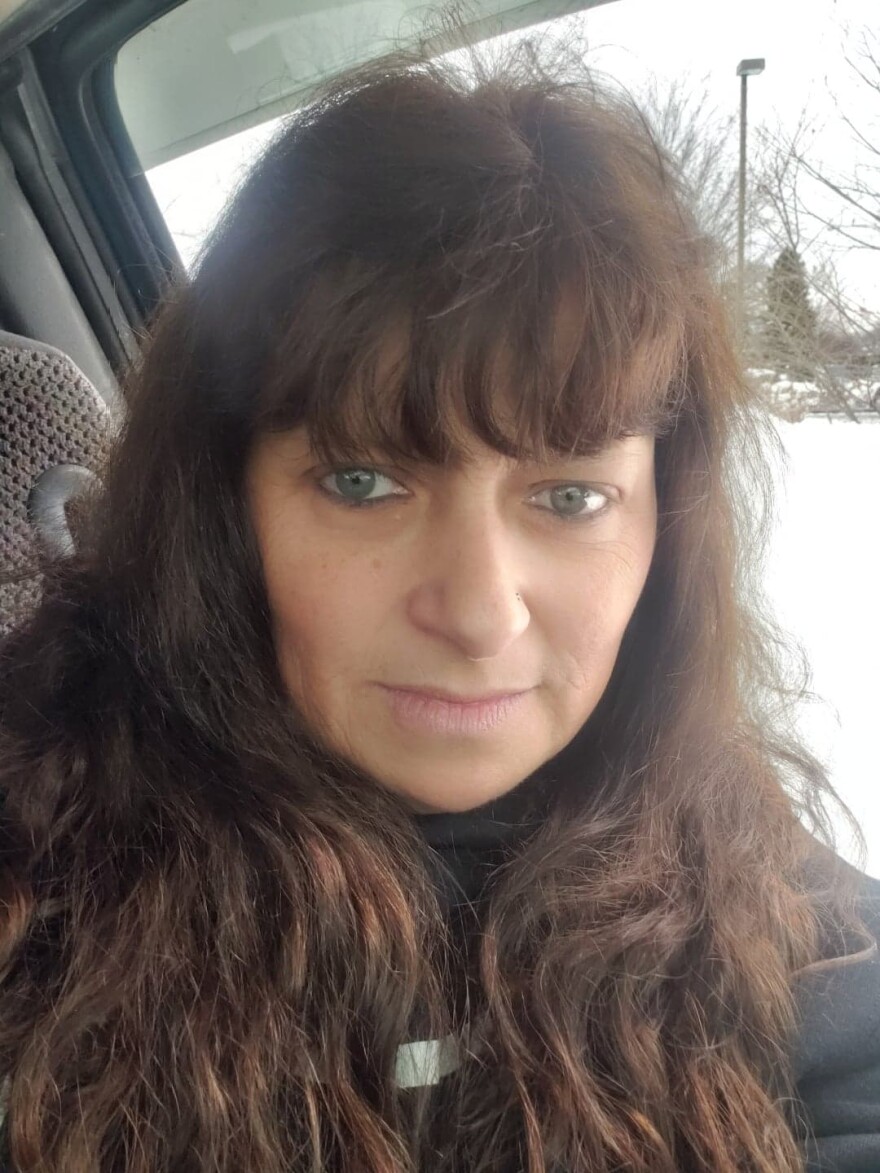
[0,330,118,636]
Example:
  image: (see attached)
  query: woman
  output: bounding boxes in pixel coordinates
[0,28,878,1173]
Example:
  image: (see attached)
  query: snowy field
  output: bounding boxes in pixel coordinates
[763,413,880,874]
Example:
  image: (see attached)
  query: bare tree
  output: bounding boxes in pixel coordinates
[755,120,875,328]
[749,26,880,417]
[635,76,739,268]
[628,59,879,418]
[795,25,880,254]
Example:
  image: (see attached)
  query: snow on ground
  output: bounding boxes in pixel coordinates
[763,411,880,874]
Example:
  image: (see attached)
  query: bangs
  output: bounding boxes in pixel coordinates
[247,65,698,469]
[256,241,689,470]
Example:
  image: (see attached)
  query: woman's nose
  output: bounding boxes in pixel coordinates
[406,518,530,661]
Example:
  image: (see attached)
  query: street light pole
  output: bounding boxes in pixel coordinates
[736,58,765,342]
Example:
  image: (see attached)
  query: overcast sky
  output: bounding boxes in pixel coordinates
[567,0,880,303]
[573,0,875,123]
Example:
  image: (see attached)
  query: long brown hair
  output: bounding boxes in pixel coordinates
[0,23,870,1173]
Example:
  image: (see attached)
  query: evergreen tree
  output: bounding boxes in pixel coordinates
[763,246,817,378]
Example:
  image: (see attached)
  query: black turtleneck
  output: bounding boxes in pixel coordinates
[389,775,549,1090]
[411,773,549,913]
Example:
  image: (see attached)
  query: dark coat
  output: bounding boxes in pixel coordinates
[0,857,878,1170]
[421,792,880,1170]
[790,867,880,1171]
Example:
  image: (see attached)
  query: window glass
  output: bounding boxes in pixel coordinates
[114,0,588,170]
[117,0,880,870]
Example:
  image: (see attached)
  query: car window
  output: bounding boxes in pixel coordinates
[115,0,880,871]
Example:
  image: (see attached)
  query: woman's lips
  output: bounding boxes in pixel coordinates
[377,684,530,735]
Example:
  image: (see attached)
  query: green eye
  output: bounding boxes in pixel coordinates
[543,485,608,520]
[530,483,614,525]
[332,469,379,501]
[317,467,404,507]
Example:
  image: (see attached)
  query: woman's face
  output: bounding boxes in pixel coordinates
[245,423,657,813]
